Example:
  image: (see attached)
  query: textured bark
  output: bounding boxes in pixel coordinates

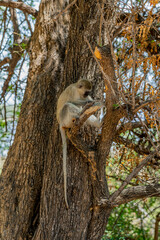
[0,0,109,239]
[0,0,70,239]
[0,1,158,240]
[112,184,160,206]
[35,1,113,240]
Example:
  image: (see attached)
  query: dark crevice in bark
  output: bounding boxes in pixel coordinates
[27,189,41,240]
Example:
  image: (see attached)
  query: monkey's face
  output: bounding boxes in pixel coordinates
[77,80,92,99]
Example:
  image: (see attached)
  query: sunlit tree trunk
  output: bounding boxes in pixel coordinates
[0,1,117,239]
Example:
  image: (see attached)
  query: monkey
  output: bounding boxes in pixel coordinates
[56,79,102,208]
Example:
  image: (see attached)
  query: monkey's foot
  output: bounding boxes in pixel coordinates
[72,118,76,123]
[72,116,79,123]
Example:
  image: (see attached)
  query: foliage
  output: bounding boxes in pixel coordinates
[0,0,159,238]
[103,190,159,240]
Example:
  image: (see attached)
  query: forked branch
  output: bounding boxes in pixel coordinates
[66,101,104,159]
[0,0,38,17]
[110,150,158,201]
[70,101,104,135]
[112,184,160,206]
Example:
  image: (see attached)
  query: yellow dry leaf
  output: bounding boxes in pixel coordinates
[105,84,108,91]
[150,0,159,6]
[94,47,102,60]
[139,25,143,38]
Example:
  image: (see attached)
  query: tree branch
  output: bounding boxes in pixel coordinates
[107,175,137,186]
[134,100,159,113]
[10,7,21,42]
[114,135,151,155]
[116,121,142,135]
[115,12,160,42]
[110,151,157,201]
[112,184,160,206]
[70,101,104,135]
[24,12,33,34]
[0,8,29,101]
[0,57,10,68]
[0,0,38,17]
[66,101,103,159]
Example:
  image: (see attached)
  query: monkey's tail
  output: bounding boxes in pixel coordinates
[60,126,69,209]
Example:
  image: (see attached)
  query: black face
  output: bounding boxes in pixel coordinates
[84,91,90,98]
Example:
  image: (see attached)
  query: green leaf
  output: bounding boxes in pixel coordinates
[113,103,120,109]
[21,42,27,50]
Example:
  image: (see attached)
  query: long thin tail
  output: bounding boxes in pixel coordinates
[60,126,69,209]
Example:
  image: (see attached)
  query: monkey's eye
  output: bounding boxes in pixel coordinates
[79,85,82,88]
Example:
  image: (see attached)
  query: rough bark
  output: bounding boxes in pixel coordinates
[112,184,160,206]
[0,0,109,239]
[35,1,113,240]
[0,1,159,240]
[0,0,70,239]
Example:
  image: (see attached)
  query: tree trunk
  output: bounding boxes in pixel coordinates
[0,1,116,239]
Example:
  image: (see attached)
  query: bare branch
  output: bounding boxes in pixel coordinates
[143,206,160,219]
[24,12,33,35]
[102,13,128,105]
[119,12,160,42]
[114,136,150,155]
[116,121,142,135]
[10,7,21,42]
[0,57,10,68]
[137,113,157,150]
[107,175,137,186]
[134,100,159,113]
[1,53,22,100]
[0,0,38,17]
[0,8,7,49]
[131,13,136,110]
[110,151,158,201]
[0,9,28,100]
[112,184,160,206]
[3,96,7,132]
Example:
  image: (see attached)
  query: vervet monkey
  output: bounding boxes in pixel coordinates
[57,79,101,208]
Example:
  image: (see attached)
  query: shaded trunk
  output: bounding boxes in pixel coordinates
[0,1,117,239]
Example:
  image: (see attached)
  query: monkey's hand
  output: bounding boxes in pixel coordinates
[82,101,105,113]
[68,99,93,106]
